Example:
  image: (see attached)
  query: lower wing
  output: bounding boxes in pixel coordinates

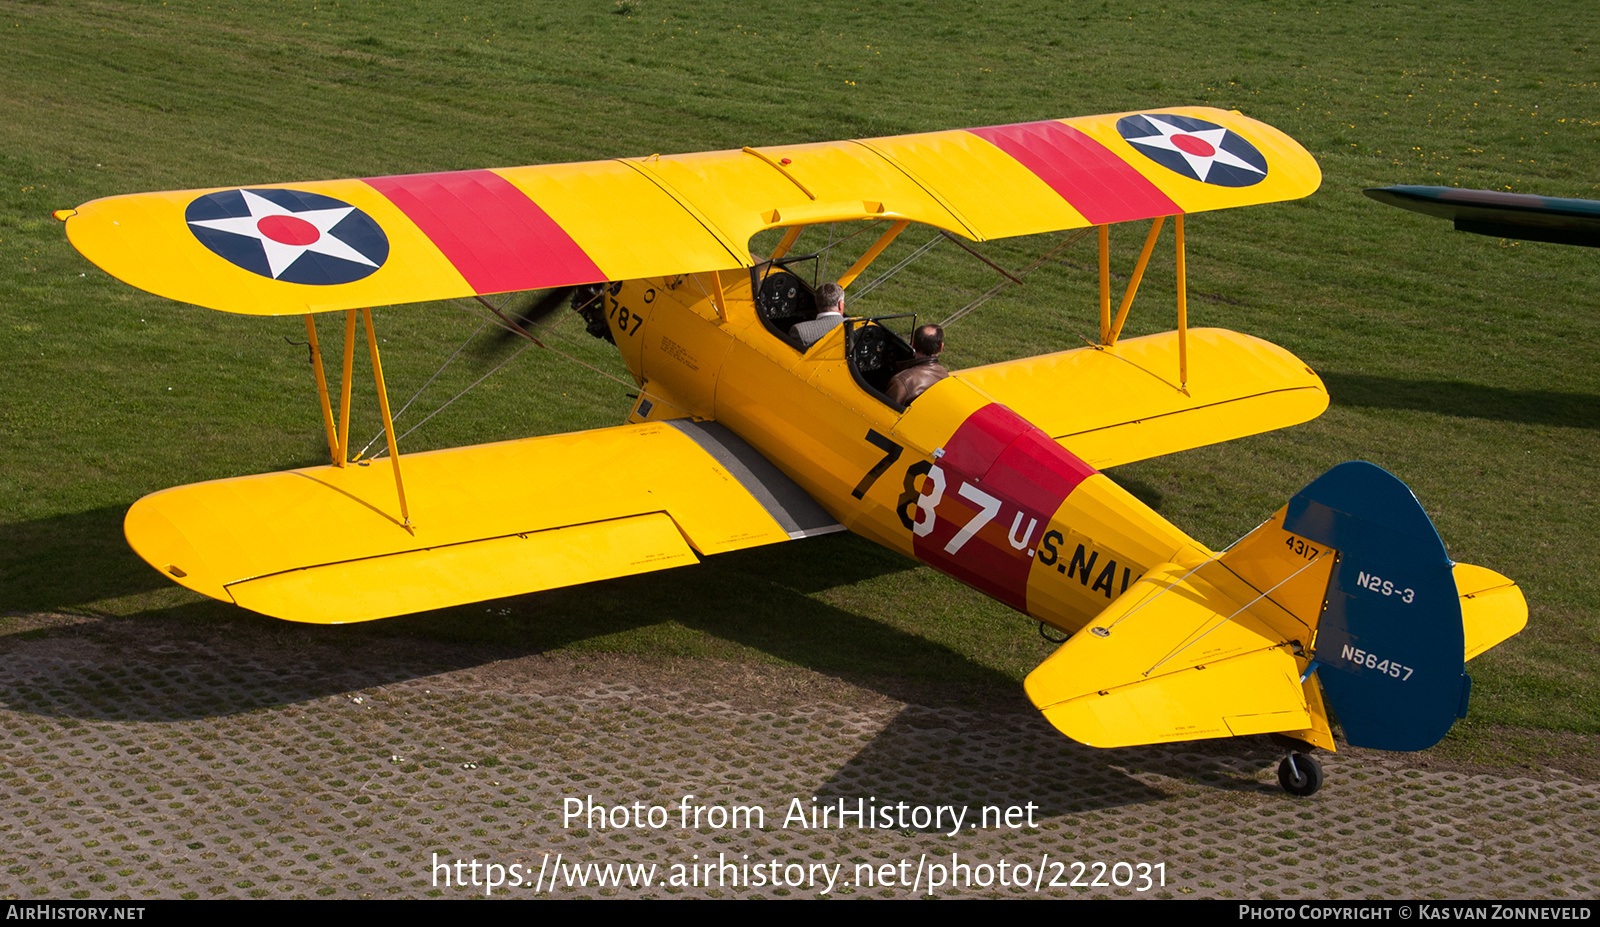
[126,420,840,624]
[955,328,1328,469]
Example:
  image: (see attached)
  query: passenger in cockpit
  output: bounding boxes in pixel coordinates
[886,324,949,405]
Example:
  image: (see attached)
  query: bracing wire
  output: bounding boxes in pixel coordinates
[371,340,536,455]
[358,289,636,460]
[818,222,834,283]
[354,311,494,460]
[1140,549,1331,678]
[1103,520,1265,635]
[847,233,943,303]
[386,319,487,421]
[939,227,1093,328]
[450,293,638,392]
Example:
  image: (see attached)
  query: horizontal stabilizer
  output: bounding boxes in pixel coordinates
[126,420,840,624]
[1024,560,1316,748]
[1455,562,1529,662]
[955,329,1328,469]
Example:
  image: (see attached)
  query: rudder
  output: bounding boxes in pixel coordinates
[1283,462,1468,751]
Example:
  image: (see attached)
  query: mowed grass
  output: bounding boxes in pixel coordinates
[2,1,1596,738]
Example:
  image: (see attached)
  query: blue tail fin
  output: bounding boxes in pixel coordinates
[1286,462,1469,751]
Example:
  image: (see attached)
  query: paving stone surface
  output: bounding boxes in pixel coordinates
[0,624,1594,900]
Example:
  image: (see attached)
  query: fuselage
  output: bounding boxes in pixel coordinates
[600,271,1211,635]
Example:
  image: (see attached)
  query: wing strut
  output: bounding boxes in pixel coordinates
[1176,214,1189,391]
[303,314,341,467]
[838,220,909,288]
[360,307,413,531]
[769,226,804,262]
[1099,216,1190,392]
[337,310,356,466]
[699,271,728,321]
[1098,224,1112,342]
[1107,216,1166,345]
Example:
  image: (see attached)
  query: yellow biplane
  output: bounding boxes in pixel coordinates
[58,107,1527,795]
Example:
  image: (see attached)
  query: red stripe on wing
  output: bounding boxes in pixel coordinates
[914,404,1096,612]
[968,121,1181,225]
[364,170,605,294]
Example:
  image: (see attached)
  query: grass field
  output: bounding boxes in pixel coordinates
[2,1,1596,753]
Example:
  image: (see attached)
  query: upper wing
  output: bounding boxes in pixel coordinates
[955,328,1329,469]
[127,419,841,624]
[60,107,1320,316]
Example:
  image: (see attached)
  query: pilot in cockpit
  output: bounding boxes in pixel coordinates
[789,283,845,350]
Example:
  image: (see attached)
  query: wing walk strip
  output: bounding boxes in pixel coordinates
[666,420,845,539]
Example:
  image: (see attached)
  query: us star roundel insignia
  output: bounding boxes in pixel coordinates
[185,188,390,285]
[1116,113,1269,187]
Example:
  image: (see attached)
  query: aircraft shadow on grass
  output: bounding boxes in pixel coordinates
[0,533,1022,722]
[0,505,174,613]
[0,631,1280,815]
[1323,372,1600,430]
[0,530,1271,800]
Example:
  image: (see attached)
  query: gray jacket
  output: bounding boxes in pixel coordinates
[789,312,844,350]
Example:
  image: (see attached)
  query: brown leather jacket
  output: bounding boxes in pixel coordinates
[885,355,949,405]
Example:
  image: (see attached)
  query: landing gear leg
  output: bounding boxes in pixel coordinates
[1277,752,1324,797]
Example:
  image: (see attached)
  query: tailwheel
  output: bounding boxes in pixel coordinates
[1277,752,1324,797]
